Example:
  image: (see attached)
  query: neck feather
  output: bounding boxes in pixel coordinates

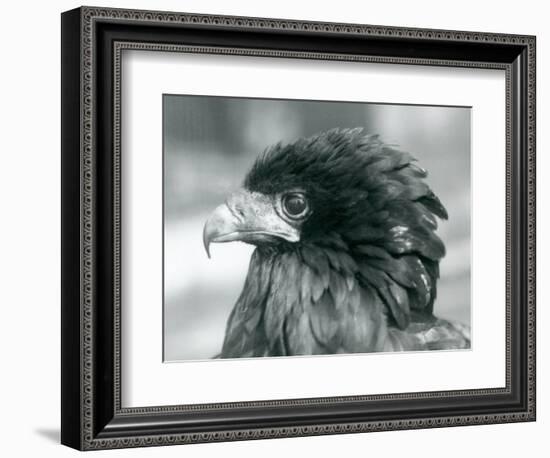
[247,245,389,355]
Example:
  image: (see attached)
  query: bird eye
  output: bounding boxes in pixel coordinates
[282,192,309,219]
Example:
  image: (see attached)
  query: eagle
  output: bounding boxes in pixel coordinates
[203,128,470,358]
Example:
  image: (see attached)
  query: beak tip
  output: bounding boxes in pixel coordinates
[203,227,212,259]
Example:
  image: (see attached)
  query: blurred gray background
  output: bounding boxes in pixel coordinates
[163,95,471,362]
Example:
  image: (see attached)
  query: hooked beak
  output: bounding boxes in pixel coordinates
[203,189,300,258]
[202,203,242,258]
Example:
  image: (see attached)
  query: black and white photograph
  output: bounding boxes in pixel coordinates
[54,3,538,453]
[163,95,471,361]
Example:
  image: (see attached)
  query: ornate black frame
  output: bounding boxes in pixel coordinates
[61,6,536,450]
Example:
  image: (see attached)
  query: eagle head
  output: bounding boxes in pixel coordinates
[204,127,446,256]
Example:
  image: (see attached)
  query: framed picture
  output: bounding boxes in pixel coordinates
[61,6,536,450]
